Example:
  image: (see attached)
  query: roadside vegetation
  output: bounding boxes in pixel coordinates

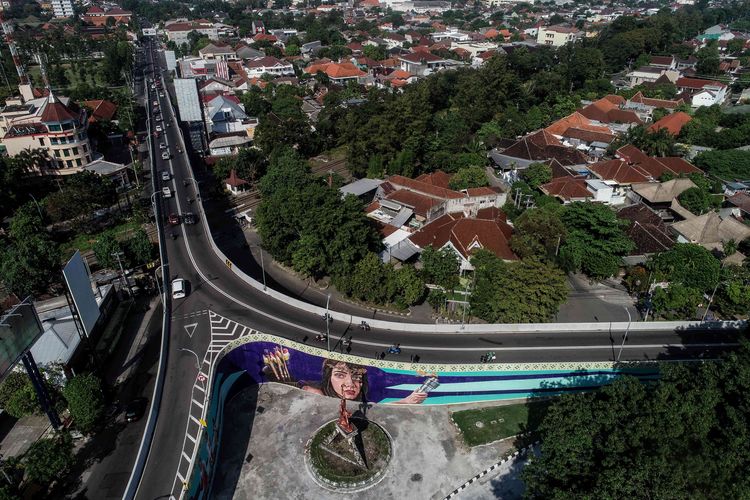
[451,400,551,447]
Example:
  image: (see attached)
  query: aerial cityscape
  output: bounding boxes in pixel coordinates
[0,0,748,498]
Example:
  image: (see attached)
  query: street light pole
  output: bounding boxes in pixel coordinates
[28,194,43,219]
[179,348,201,371]
[617,306,632,363]
[326,294,331,352]
[112,251,134,297]
[154,265,163,301]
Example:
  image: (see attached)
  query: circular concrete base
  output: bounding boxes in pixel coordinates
[304,418,393,493]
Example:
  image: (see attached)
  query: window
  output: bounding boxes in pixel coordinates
[55,150,61,158]
[48,124,61,132]
[38,138,45,146]
[62,122,73,131]
[51,137,58,145]
[66,160,73,168]
[72,147,79,155]
[63,148,70,157]
[76,158,82,167]
[83,144,88,153]
[85,155,90,163]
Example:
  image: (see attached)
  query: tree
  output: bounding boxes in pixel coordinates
[523,343,750,498]
[23,433,74,485]
[448,166,489,190]
[125,229,154,266]
[92,236,123,270]
[421,246,460,290]
[0,372,40,418]
[362,44,387,61]
[394,266,425,306]
[651,283,703,319]
[62,373,105,433]
[696,40,721,75]
[714,265,750,318]
[520,162,552,188]
[692,149,750,181]
[510,205,566,260]
[470,251,568,323]
[678,186,721,215]
[559,202,634,280]
[285,44,300,56]
[649,243,720,293]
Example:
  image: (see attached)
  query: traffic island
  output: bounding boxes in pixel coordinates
[305,417,392,492]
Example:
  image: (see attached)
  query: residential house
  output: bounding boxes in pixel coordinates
[235,44,265,61]
[675,77,728,107]
[578,96,643,134]
[198,43,239,62]
[615,144,703,179]
[489,129,589,175]
[244,57,295,78]
[536,25,581,47]
[208,135,253,156]
[671,210,750,252]
[647,111,692,136]
[539,177,592,203]
[83,158,130,188]
[587,159,652,204]
[304,61,367,84]
[397,52,448,76]
[431,28,472,43]
[82,99,117,124]
[82,5,132,26]
[629,178,697,220]
[544,111,615,157]
[623,91,685,121]
[617,203,675,264]
[225,169,248,195]
[408,207,517,271]
[727,192,750,222]
[165,21,218,45]
[625,66,679,87]
[203,94,257,135]
[649,55,677,70]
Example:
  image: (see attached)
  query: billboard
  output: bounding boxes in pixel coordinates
[222,342,659,405]
[62,251,100,336]
[174,78,202,122]
[0,299,44,380]
[164,50,176,71]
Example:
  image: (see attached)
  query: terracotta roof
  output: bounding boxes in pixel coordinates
[579,97,643,125]
[548,158,577,179]
[647,112,692,136]
[728,192,750,214]
[324,62,366,79]
[466,186,499,197]
[387,175,465,200]
[386,189,443,218]
[225,169,247,187]
[86,5,104,13]
[82,99,117,123]
[539,177,591,201]
[562,127,615,144]
[614,145,702,177]
[415,171,452,189]
[628,91,684,109]
[617,203,674,255]
[409,213,517,261]
[544,111,611,136]
[40,93,79,123]
[399,51,446,63]
[502,130,589,165]
[676,77,727,90]
[589,159,651,184]
[649,55,674,66]
[656,157,702,175]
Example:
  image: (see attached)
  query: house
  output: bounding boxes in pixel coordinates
[647,112,692,136]
[544,111,615,157]
[225,169,248,194]
[397,52,448,76]
[649,55,677,69]
[623,91,685,120]
[304,61,367,84]
[539,177,592,203]
[165,21,218,45]
[0,89,94,174]
[82,5,132,26]
[198,43,239,62]
[726,192,750,221]
[675,77,728,107]
[578,96,643,133]
[82,99,117,123]
[614,145,703,179]
[244,57,294,78]
[235,44,265,61]
[671,211,750,252]
[629,178,697,220]
[587,159,652,204]
[208,135,253,156]
[409,208,517,271]
[203,94,257,135]
[489,129,589,175]
[617,203,675,264]
[83,158,130,187]
[536,25,581,47]
[625,66,679,87]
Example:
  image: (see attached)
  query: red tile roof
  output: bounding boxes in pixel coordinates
[614,145,702,177]
[545,111,611,136]
[539,177,591,201]
[501,130,590,165]
[41,94,79,123]
[628,91,684,109]
[589,159,651,184]
[387,175,465,200]
[647,111,692,136]
[676,77,727,90]
[415,171,452,189]
[225,169,247,187]
[399,51,446,64]
[82,99,117,123]
[386,189,443,218]
[579,97,643,125]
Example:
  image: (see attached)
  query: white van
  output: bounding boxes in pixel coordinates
[162,187,172,198]
[171,278,187,299]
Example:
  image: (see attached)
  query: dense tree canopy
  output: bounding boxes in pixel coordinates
[524,341,750,498]
[62,374,105,433]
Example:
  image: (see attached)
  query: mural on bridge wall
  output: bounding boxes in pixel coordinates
[186,336,664,499]
[220,341,661,405]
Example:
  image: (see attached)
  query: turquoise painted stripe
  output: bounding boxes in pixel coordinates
[382,367,658,377]
[380,390,590,405]
[387,374,623,393]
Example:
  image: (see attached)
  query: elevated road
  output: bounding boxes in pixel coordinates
[132,39,743,500]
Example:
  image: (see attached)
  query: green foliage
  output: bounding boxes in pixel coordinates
[649,243,720,293]
[470,250,568,323]
[677,186,722,215]
[362,44,387,61]
[679,106,750,149]
[212,148,266,184]
[0,202,60,297]
[559,202,634,280]
[43,171,116,224]
[651,283,703,319]
[692,149,750,180]
[62,373,105,433]
[421,246,460,291]
[696,40,721,75]
[520,162,552,189]
[510,205,566,260]
[448,166,489,190]
[23,433,74,485]
[0,372,41,418]
[524,343,750,498]
[713,264,750,318]
[335,254,425,307]
[92,236,122,270]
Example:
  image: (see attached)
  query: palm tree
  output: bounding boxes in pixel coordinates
[13,148,50,174]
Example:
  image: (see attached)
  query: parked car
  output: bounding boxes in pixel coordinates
[161,186,172,198]
[168,213,180,225]
[159,143,166,149]
[125,398,148,423]
[155,125,162,132]
[172,278,188,299]
[161,171,170,182]
[161,151,170,160]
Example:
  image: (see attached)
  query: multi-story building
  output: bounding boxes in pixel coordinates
[51,0,74,18]
[536,25,581,47]
[243,56,295,78]
[0,87,93,174]
[165,21,218,46]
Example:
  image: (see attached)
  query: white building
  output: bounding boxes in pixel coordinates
[536,25,581,47]
[243,57,294,78]
[165,21,219,46]
[52,0,74,17]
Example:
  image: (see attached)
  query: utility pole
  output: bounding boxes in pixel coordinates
[617,306,632,363]
[112,251,134,297]
[325,294,331,352]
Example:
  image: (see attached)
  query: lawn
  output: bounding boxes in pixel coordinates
[28,61,106,88]
[61,219,143,256]
[451,400,552,447]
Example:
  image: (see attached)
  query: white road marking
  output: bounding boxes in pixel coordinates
[183,323,197,338]
[191,399,204,409]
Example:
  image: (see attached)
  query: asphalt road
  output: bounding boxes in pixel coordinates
[132,40,743,500]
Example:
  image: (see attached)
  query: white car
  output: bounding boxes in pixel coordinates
[159,143,166,149]
[171,278,187,299]
[155,125,162,132]
[161,171,170,181]
[161,186,172,198]
[161,151,170,160]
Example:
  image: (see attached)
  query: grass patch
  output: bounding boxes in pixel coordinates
[451,400,552,447]
[61,219,142,255]
[28,61,106,87]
